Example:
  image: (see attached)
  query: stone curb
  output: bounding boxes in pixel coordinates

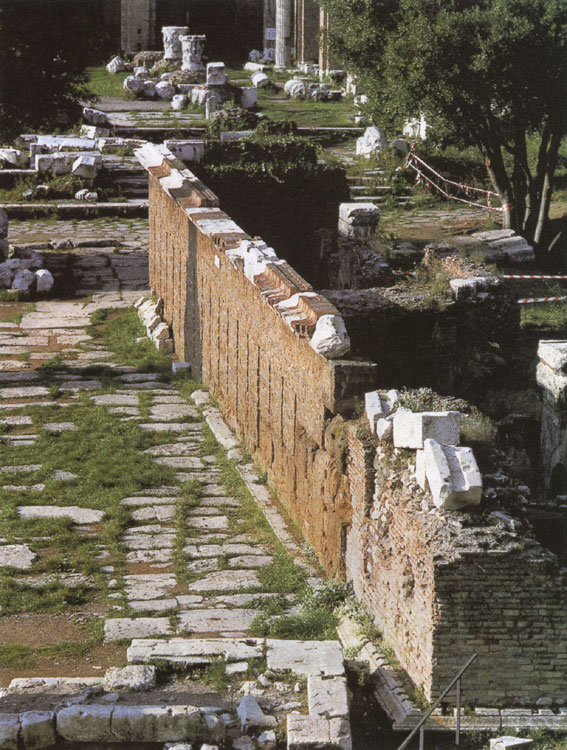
[193,397,321,580]
[0,704,223,749]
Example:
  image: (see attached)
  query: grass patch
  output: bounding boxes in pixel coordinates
[88,308,172,373]
[86,66,130,100]
[521,300,567,331]
[256,88,355,128]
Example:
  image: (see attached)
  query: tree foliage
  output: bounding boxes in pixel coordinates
[319,0,567,246]
[0,0,101,141]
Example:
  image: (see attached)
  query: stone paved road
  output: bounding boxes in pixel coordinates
[0,292,306,669]
[8,218,148,248]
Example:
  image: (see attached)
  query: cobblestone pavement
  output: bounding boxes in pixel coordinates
[8,218,148,248]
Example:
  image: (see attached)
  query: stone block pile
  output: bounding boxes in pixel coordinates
[471,228,535,264]
[135,295,174,353]
[356,126,409,159]
[365,389,483,510]
[284,77,343,102]
[0,211,54,295]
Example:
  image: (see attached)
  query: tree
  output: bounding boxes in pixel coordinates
[0,0,102,142]
[318,0,567,247]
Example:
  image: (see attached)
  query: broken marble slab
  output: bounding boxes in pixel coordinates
[139,423,197,433]
[92,394,139,406]
[121,495,179,506]
[1,464,41,473]
[0,386,49,399]
[190,516,229,531]
[144,442,202,456]
[154,456,205,469]
[0,415,33,426]
[125,549,173,563]
[17,506,104,524]
[129,598,178,612]
[228,555,273,569]
[307,675,349,719]
[122,534,176,550]
[124,573,177,600]
[42,422,76,434]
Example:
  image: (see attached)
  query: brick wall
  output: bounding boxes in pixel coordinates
[140,143,375,574]
[139,143,567,707]
[346,426,567,706]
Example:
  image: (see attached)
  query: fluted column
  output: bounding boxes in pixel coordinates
[275,0,292,68]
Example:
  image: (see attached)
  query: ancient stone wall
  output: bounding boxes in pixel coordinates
[345,425,567,706]
[139,142,567,707]
[139,143,375,575]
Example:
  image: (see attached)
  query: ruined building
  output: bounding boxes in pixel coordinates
[136,139,567,709]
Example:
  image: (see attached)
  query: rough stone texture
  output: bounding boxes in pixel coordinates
[103,665,157,691]
[490,739,534,750]
[287,715,351,750]
[187,570,259,592]
[0,544,37,570]
[127,637,264,665]
[307,675,349,719]
[0,714,19,750]
[104,617,173,641]
[266,640,344,676]
[393,409,461,449]
[18,506,103,524]
[19,710,56,750]
[420,439,482,510]
[178,609,261,634]
[56,705,114,742]
[237,695,276,730]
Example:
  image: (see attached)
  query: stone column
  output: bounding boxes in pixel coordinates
[180,35,206,72]
[263,0,276,61]
[275,0,292,68]
[162,26,189,61]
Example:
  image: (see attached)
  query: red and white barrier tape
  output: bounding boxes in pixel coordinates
[503,275,567,280]
[403,151,506,213]
[517,296,567,304]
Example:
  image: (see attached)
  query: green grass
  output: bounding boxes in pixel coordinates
[88,308,172,372]
[257,88,355,128]
[86,66,130,100]
[521,300,567,331]
[0,634,103,670]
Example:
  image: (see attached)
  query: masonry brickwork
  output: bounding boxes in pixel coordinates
[139,143,567,707]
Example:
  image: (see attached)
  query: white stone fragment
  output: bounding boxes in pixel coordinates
[356,127,388,158]
[71,154,99,179]
[423,439,482,510]
[241,88,258,109]
[17,506,104,524]
[207,62,226,86]
[107,56,127,74]
[0,544,37,570]
[257,730,277,750]
[0,148,27,167]
[35,269,54,293]
[0,714,20,749]
[123,76,145,95]
[57,705,114,742]
[251,71,270,88]
[393,408,461,449]
[103,665,156,691]
[490,739,533,750]
[307,675,349,719]
[237,695,277,730]
[310,315,350,359]
[266,640,344,676]
[172,95,188,111]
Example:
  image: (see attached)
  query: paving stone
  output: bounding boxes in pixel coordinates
[0,386,49,399]
[124,573,177,600]
[127,637,264,665]
[108,406,141,416]
[129,598,178,612]
[1,464,41,473]
[228,555,273,568]
[145,443,201,456]
[153,395,187,404]
[0,544,37,569]
[154,456,205,469]
[13,573,92,589]
[187,570,260,592]
[60,380,102,391]
[125,549,173,563]
[148,404,198,420]
[187,559,219,574]
[178,608,261,634]
[103,664,157,691]
[0,416,33,426]
[53,470,78,482]
[237,695,277,730]
[42,422,76,433]
[139,422,196,432]
[190,516,230,531]
[123,534,176,550]
[131,505,176,522]
[176,595,205,607]
[121,495,179,506]
[17,505,104,524]
[266,641,344,677]
[104,617,174,641]
[188,507,221,517]
[2,483,45,492]
[92,393,139,406]
[200,496,241,508]
[307,675,349,719]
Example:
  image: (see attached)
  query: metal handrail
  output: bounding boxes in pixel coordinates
[395,653,478,750]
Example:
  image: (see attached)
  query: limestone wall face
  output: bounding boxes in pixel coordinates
[121,0,157,54]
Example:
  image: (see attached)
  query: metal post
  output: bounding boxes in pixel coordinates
[456,677,461,746]
[419,726,424,750]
